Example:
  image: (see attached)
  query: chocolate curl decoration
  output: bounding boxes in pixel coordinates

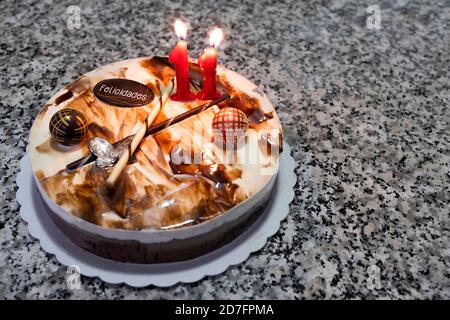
[66,94,231,171]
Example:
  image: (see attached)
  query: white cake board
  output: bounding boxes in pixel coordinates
[16,142,296,287]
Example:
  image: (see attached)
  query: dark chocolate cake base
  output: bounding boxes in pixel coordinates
[42,189,274,264]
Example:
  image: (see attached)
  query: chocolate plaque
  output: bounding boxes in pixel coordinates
[93,79,154,108]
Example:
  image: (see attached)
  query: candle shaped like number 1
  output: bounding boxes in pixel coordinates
[197,28,223,100]
[169,20,196,101]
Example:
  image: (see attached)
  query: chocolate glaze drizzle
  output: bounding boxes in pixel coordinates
[55,90,73,105]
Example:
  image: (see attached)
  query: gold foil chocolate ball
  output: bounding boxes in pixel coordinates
[49,109,88,146]
[212,107,249,145]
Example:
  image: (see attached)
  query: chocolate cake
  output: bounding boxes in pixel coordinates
[28,56,283,263]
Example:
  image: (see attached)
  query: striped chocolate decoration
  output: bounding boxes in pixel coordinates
[49,109,88,146]
[212,107,249,145]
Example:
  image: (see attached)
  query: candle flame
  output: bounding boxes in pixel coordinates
[174,19,187,40]
[209,28,223,48]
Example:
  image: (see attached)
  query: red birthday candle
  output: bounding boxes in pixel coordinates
[197,28,223,100]
[169,20,196,101]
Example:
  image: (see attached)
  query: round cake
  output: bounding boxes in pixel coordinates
[28,56,283,263]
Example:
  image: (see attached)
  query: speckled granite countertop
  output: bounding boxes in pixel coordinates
[1,0,449,299]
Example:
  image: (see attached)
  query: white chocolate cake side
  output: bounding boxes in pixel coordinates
[29,57,283,234]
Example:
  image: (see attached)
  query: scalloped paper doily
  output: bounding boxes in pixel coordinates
[16,142,296,287]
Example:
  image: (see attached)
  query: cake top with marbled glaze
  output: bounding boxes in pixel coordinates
[29,57,283,230]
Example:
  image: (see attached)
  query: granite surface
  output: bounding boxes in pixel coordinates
[0,0,449,299]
